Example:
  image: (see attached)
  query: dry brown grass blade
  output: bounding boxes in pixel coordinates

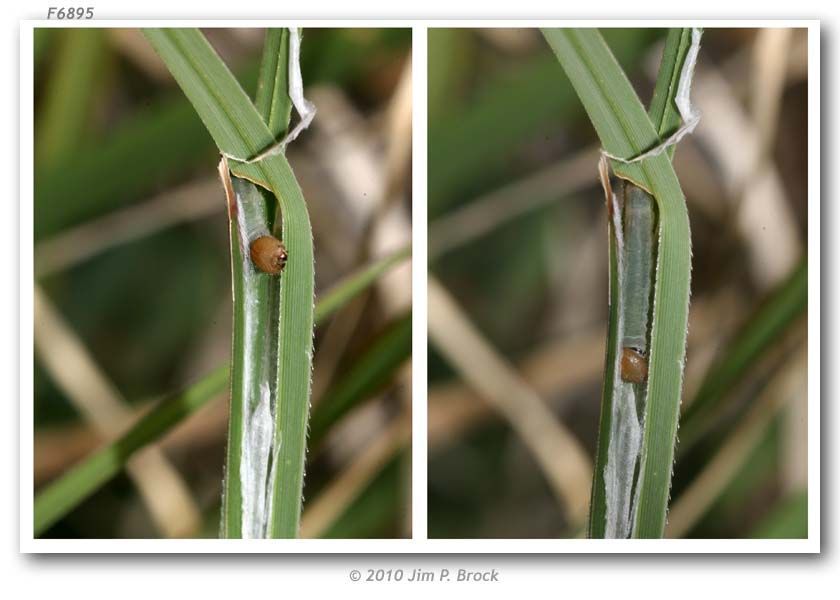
[428,277,592,525]
[34,286,201,537]
[751,28,794,157]
[478,28,542,54]
[300,414,409,539]
[35,395,230,486]
[429,145,600,259]
[693,55,801,289]
[309,66,412,403]
[382,55,413,202]
[666,344,807,538]
[108,29,173,82]
[429,328,604,450]
[34,177,221,278]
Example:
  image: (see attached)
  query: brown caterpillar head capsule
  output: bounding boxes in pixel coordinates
[249,235,287,275]
[620,347,648,384]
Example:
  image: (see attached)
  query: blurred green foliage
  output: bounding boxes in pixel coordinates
[322,452,407,539]
[751,490,808,539]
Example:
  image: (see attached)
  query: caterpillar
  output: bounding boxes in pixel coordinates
[619,183,655,385]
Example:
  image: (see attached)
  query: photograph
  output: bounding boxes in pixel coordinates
[32,26,412,539]
[427,27,808,539]
[4,2,833,598]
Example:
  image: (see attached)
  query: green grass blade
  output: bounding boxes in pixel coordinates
[33,366,229,537]
[322,450,405,538]
[33,245,410,537]
[750,490,808,539]
[34,28,55,68]
[309,313,411,445]
[543,28,693,538]
[238,166,311,538]
[142,29,274,160]
[587,29,694,538]
[588,222,621,538]
[223,29,294,540]
[679,259,807,452]
[36,29,106,166]
[648,28,694,152]
[315,245,411,323]
[255,29,293,138]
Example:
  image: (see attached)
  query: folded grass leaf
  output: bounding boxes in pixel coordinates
[142,27,315,538]
[542,28,694,538]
